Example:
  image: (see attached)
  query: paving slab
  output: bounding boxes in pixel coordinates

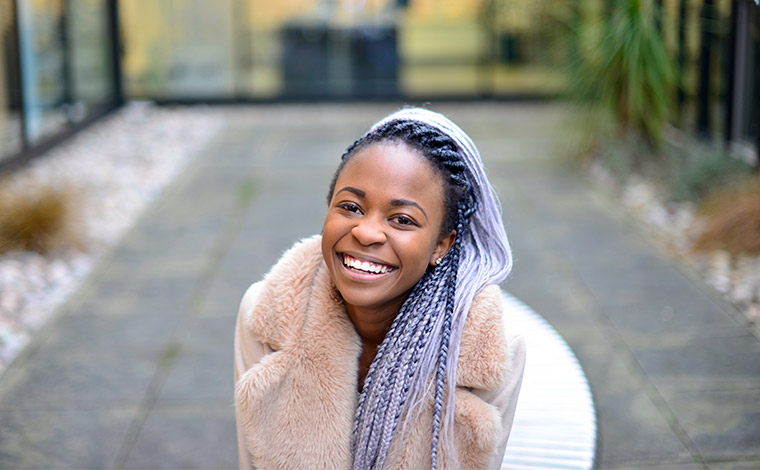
[707,460,760,470]
[0,347,157,412]
[662,388,760,460]
[570,342,695,467]
[120,405,238,469]
[0,409,135,469]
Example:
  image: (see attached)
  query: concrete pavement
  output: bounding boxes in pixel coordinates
[0,103,758,469]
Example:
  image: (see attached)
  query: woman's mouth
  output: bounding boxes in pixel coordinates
[341,253,396,275]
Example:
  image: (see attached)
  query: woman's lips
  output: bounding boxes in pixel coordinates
[340,253,396,275]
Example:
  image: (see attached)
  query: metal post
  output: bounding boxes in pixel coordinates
[754,5,760,164]
[60,0,74,120]
[481,0,496,99]
[724,0,739,145]
[107,0,124,106]
[11,0,28,151]
[676,0,687,123]
[232,0,245,99]
[697,0,714,138]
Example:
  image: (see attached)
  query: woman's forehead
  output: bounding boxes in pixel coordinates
[340,142,435,181]
[336,143,445,206]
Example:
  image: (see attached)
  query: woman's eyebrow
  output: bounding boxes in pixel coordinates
[391,199,428,221]
[336,186,366,198]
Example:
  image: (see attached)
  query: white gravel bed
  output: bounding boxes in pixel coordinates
[0,103,224,373]
[590,162,760,331]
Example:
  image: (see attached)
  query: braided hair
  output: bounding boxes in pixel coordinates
[326,108,512,470]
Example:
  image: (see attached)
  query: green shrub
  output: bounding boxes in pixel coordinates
[664,141,754,204]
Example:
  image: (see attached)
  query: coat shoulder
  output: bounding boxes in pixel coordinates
[240,235,325,349]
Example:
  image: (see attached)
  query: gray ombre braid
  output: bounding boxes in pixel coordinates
[327,108,512,470]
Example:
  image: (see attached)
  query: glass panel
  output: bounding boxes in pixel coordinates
[67,0,114,121]
[1,0,22,160]
[17,0,68,143]
[121,0,237,99]
[235,0,286,98]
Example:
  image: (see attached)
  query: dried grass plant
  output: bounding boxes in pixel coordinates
[0,180,83,255]
[693,178,760,255]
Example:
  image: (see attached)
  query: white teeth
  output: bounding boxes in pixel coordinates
[342,254,393,274]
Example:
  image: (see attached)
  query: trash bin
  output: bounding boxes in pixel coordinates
[350,25,398,98]
[280,21,398,99]
[281,22,330,98]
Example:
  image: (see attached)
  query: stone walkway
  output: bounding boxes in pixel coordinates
[0,103,758,469]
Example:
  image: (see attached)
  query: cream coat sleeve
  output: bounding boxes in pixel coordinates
[234,282,273,470]
[470,330,526,470]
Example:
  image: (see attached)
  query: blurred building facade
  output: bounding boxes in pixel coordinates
[1,0,759,169]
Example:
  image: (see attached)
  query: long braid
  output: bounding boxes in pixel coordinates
[329,109,511,470]
[430,206,471,468]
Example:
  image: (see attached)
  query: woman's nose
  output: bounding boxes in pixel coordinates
[351,216,387,246]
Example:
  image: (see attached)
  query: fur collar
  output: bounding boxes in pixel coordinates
[235,235,509,469]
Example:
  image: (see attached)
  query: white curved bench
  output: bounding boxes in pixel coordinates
[501,292,597,470]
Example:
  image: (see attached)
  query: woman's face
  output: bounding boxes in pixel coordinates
[322,142,455,317]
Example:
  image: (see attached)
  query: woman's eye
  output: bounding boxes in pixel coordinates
[392,215,416,227]
[337,202,361,213]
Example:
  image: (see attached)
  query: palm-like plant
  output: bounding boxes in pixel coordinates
[568,0,676,147]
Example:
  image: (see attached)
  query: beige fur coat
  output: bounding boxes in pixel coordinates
[234,236,525,469]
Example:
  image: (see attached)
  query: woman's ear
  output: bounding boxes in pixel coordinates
[430,230,456,266]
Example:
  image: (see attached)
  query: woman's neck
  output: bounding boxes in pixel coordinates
[345,302,401,390]
[344,302,400,347]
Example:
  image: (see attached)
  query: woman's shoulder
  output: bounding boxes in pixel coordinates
[238,235,325,348]
[457,284,524,390]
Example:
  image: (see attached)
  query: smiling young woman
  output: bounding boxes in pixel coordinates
[234,108,525,470]
[322,142,456,377]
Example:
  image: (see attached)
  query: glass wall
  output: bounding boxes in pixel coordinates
[120,0,566,100]
[120,0,237,98]
[1,0,120,169]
